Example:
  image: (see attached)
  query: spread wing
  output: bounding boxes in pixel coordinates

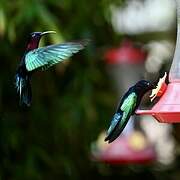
[25,40,88,71]
[105,92,137,143]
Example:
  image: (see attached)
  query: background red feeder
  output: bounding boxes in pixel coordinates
[91,132,156,164]
[136,0,180,123]
[104,40,146,65]
[93,40,156,164]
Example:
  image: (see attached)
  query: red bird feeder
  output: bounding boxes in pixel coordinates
[136,0,180,123]
[94,40,155,165]
[91,132,156,164]
[104,40,146,65]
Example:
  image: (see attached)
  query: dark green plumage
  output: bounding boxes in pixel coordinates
[15,31,88,107]
[105,80,154,143]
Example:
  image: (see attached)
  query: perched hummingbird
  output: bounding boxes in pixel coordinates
[15,31,88,107]
[105,80,154,143]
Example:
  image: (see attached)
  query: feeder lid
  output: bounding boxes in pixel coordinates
[104,40,147,65]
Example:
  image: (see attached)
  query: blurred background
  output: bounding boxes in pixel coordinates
[0,0,180,179]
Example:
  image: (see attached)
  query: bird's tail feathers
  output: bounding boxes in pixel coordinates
[15,74,32,107]
[105,111,128,143]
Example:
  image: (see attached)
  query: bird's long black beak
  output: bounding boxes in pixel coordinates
[40,31,56,36]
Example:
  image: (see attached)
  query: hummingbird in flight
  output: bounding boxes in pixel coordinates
[15,31,88,107]
[105,80,154,143]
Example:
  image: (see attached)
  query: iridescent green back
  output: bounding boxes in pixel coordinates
[120,92,137,127]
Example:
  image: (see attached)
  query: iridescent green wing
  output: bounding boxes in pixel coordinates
[119,92,137,127]
[25,40,88,71]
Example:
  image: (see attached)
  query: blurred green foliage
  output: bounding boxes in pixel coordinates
[0,0,179,180]
[0,0,125,179]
